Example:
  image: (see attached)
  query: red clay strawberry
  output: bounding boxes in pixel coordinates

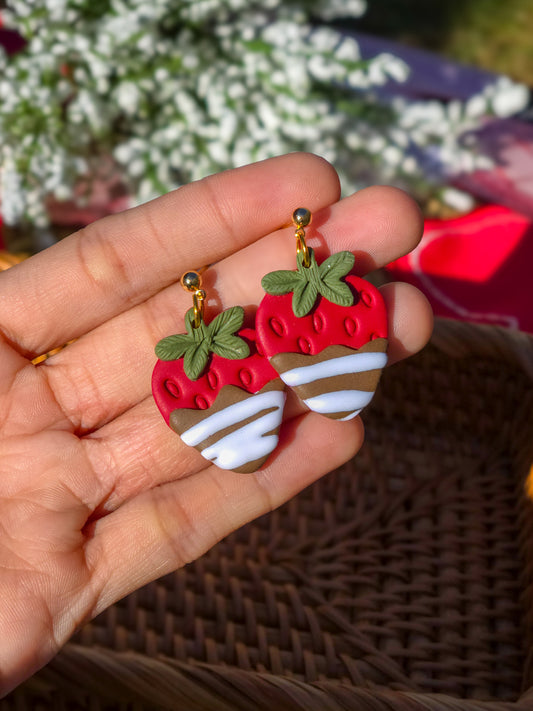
[256,246,388,421]
[152,305,285,473]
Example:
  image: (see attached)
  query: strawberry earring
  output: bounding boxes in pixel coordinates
[256,208,388,421]
[152,271,286,473]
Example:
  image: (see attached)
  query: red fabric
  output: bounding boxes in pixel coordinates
[386,205,533,333]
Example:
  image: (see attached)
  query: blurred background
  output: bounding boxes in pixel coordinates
[0,0,532,331]
[356,0,533,84]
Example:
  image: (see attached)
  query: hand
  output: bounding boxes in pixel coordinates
[0,153,432,695]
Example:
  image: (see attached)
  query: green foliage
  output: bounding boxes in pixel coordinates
[354,0,533,83]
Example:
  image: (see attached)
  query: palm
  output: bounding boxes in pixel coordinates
[0,356,96,684]
[0,154,432,695]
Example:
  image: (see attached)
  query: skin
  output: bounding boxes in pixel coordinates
[0,153,433,695]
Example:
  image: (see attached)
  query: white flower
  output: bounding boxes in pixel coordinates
[136,178,161,204]
[345,131,362,149]
[207,140,229,164]
[335,38,361,63]
[218,112,238,143]
[382,145,403,167]
[0,0,524,227]
[308,55,340,83]
[114,143,135,164]
[53,184,73,201]
[447,100,463,123]
[310,27,340,54]
[465,95,487,118]
[129,158,147,177]
[440,187,475,212]
[367,135,386,153]
[489,78,529,117]
[115,82,141,115]
[380,54,410,83]
[401,156,418,175]
[347,69,370,89]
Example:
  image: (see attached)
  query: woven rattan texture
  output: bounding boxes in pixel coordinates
[5,322,533,710]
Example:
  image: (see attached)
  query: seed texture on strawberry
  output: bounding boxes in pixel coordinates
[152,306,285,473]
[256,248,388,421]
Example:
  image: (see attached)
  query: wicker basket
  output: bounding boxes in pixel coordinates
[3,317,533,711]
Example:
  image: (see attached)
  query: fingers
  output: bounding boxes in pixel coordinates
[312,184,424,274]
[0,335,28,398]
[82,397,208,515]
[0,153,340,357]
[40,184,425,433]
[84,410,364,615]
[382,281,434,365]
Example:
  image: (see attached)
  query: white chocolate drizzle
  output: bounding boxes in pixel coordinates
[303,389,374,416]
[201,410,281,469]
[281,351,387,387]
[180,390,285,470]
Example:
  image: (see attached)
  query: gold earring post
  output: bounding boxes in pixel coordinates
[181,270,206,328]
[292,208,312,268]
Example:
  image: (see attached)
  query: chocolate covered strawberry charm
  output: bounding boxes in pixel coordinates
[256,209,388,421]
[152,272,285,473]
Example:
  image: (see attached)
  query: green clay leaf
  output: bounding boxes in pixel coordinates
[261,270,302,295]
[183,341,210,381]
[296,246,320,272]
[319,251,355,282]
[211,334,250,360]
[155,334,193,361]
[263,247,353,315]
[292,279,319,317]
[208,305,245,339]
[319,279,354,307]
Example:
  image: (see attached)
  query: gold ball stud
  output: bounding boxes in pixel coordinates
[181,271,202,292]
[292,207,311,228]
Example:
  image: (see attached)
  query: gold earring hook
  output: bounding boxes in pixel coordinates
[292,208,312,268]
[181,270,206,328]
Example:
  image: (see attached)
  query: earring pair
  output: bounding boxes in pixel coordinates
[152,209,388,473]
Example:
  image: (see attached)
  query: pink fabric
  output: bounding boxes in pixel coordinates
[47,168,131,226]
[386,205,533,333]
[454,120,533,220]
